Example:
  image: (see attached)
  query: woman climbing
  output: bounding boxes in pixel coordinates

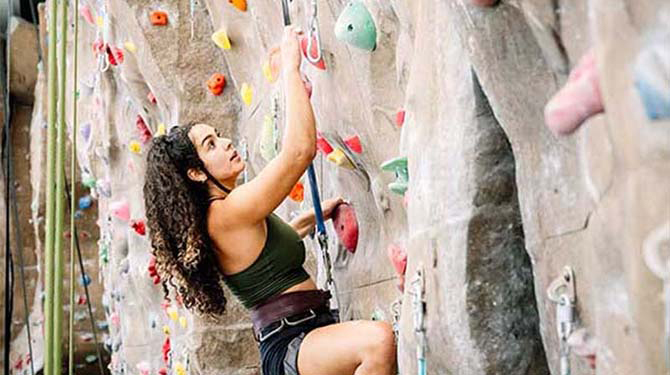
[143,26,397,375]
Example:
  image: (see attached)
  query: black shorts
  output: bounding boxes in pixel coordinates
[258,307,338,375]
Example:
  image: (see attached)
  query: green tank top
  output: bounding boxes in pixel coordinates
[222,213,310,309]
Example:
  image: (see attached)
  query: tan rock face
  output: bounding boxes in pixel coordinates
[6,0,667,374]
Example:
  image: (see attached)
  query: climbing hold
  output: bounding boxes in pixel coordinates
[80,274,92,287]
[124,41,137,53]
[316,133,334,155]
[371,309,384,321]
[211,29,232,50]
[148,257,161,284]
[129,140,142,154]
[634,36,670,121]
[162,337,171,363]
[567,328,597,370]
[110,200,130,221]
[207,73,227,96]
[156,123,167,137]
[136,361,151,375]
[166,306,179,321]
[136,115,152,144]
[85,355,98,364]
[334,0,377,51]
[327,148,355,169]
[150,11,169,26]
[395,109,405,127]
[131,219,146,236]
[158,368,168,375]
[79,230,92,239]
[78,195,93,210]
[262,61,276,83]
[300,35,326,70]
[179,316,187,328]
[77,295,87,305]
[380,156,408,196]
[96,16,104,28]
[544,49,603,135]
[106,46,124,66]
[175,362,186,375]
[162,325,171,335]
[469,0,498,6]
[343,135,362,154]
[289,182,305,202]
[147,91,157,104]
[92,39,105,56]
[82,175,96,189]
[240,83,253,106]
[80,333,94,342]
[79,5,95,26]
[332,203,359,253]
[228,0,247,12]
[96,320,109,330]
[80,123,92,143]
[387,243,407,291]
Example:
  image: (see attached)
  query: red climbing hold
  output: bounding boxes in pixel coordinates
[150,11,168,26]
[333,203,359,253]
[158,368,168,375]
[395,110,406,128]
[207,73,227,96]
[343,135,362,154]
[147,91,157,104]
[300,35,326,70]
[77,295,87,305]
[131,219,146,236]
[316,133,334,155]
[544,48,603,135]
[387,243,407,276]
[470,0,498,6]
[106,46,124,66]
[162,337,171,363]
[228,0,247,12]
[136,116,152,144]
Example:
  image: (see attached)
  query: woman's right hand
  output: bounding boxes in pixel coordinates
[280,25,303,74]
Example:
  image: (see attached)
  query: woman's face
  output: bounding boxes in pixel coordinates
[187,123,245,185]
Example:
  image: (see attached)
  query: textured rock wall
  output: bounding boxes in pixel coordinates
[6,0,669,374]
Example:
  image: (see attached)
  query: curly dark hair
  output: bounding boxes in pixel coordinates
[143,123,228,317]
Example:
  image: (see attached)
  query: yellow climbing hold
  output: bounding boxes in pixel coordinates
[240,83,252,106]
[167,306,178,321]
[327,148,355,169]
[162,325,171,335]
[156,123,166,136]
[124,41,137,53]
[179,316,187,328]
[129,141,142,154]
[175,362,186,375]
[262,61,276,83]
[211,29,232,50]
[96,16,104,28]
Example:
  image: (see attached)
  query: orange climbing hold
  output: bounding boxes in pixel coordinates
[333,203,359,253]
[228,0,247,12]
[207,73,227,96]
[300,35,326,70]
[343,135,362,154]
[289,182,304,202]
[150,11,168,26]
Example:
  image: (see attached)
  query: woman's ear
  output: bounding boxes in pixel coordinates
[187,168,207,183]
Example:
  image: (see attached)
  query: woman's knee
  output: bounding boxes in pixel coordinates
[363,321,396,359]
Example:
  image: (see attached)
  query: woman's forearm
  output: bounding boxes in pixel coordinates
[281,69,316,158]
[290,210,316,239]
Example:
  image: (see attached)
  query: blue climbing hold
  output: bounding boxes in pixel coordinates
[78,195,93,210]
[634,36,670,121]
[80,274,92,286]
[334,1,377,51]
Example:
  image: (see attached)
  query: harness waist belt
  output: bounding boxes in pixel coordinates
[250,290,331,337]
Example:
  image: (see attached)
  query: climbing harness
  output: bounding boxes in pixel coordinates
[305,0,323,64]
[547,266,577,375]
[281,0,340,312]
[410,266,427,375]
[643,221,670,370]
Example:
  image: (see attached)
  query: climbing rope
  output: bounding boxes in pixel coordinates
[69,0,80,372]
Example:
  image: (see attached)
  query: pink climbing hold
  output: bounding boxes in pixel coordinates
[106,45,124,66]
[110,312,120,327]
[92,39,105,56]
[148,256,161,284]
[79,5,96,26]
[544,49,604,135]
[316,133,334,155]
[147,91,157,104]
[332,203,359,253]
[136,115,152,144]
[343,135,362,154]
[300,35,326,70]
[395,109,405,128]
[387,243,407,277]
[110,200,130,221]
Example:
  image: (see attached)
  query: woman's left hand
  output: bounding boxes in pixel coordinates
[322,197,345,221]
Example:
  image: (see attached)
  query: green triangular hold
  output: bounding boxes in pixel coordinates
[334,0,377,51]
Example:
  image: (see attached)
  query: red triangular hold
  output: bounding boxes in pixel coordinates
[343,135,362,153]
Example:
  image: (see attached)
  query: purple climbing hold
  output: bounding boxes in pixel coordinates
[80,123,92,142]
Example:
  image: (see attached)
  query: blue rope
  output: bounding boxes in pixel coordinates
[307,165,326,235]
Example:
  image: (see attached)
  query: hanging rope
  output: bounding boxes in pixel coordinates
[69,0,80,372]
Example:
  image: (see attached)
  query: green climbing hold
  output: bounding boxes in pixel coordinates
[334,1,377,51]
[381,156,408,196]
[82,175,97,189]
[371,309,385,321]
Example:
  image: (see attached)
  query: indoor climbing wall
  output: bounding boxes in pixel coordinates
[11,0,670,374]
